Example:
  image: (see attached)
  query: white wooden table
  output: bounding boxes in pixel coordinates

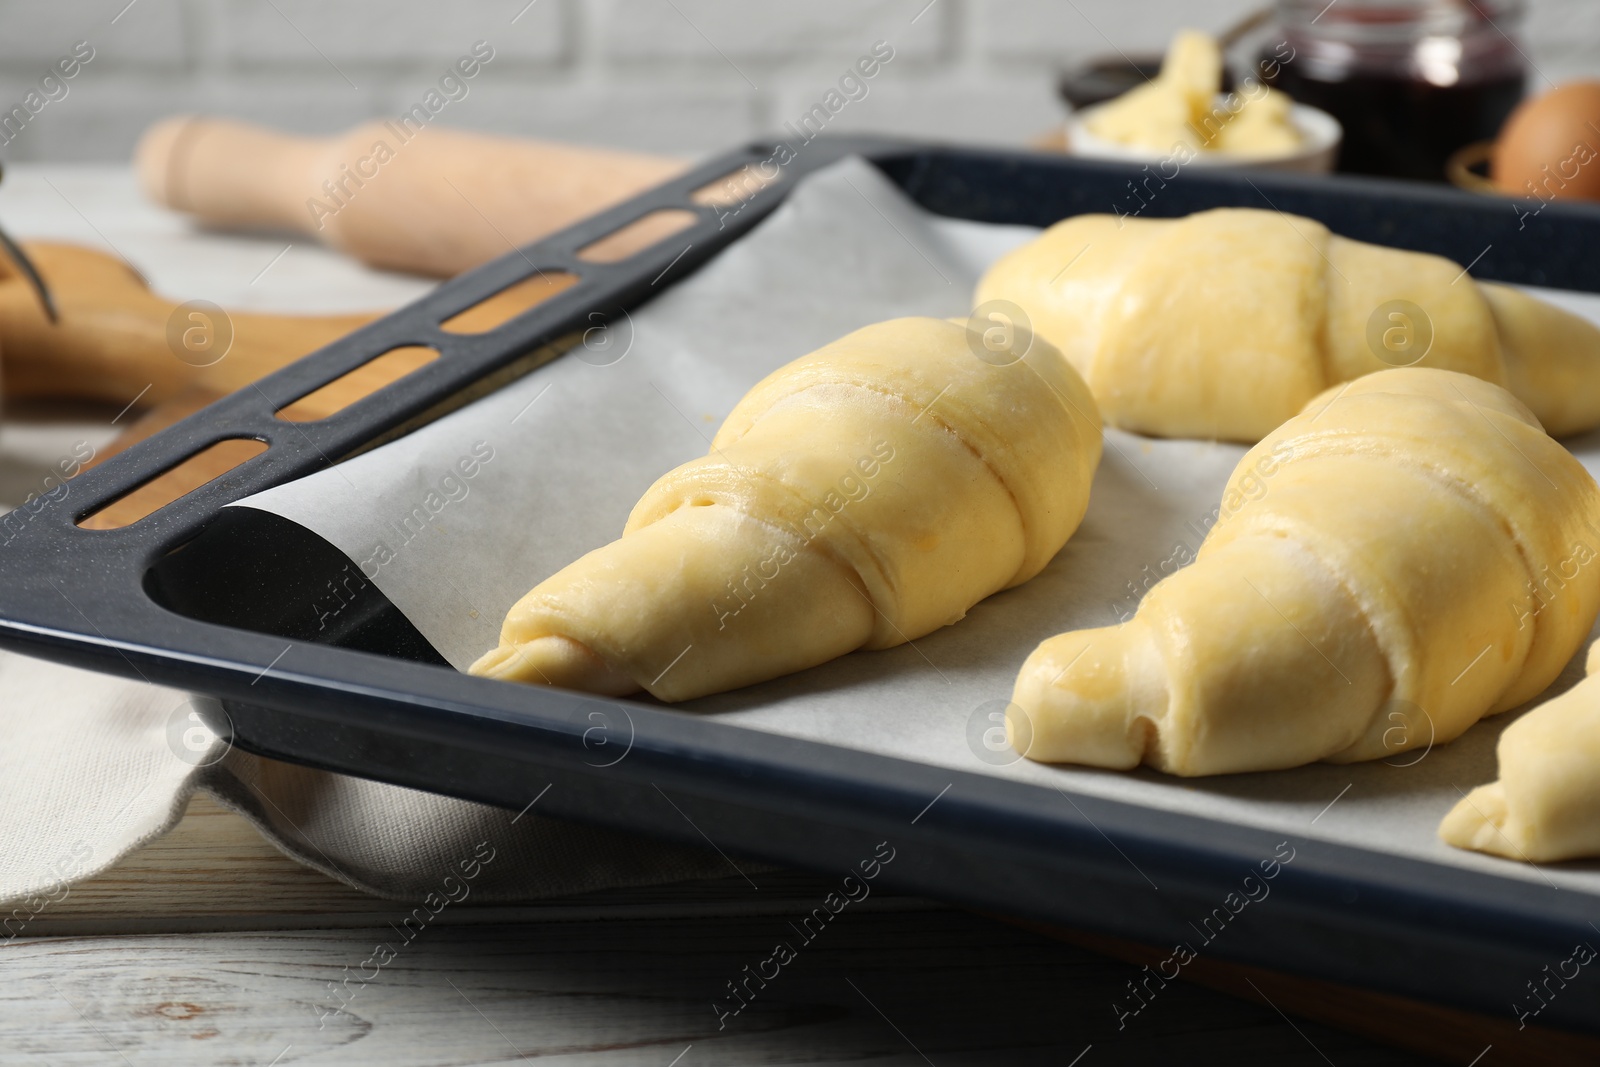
[8,793,1442,1066]
[0,166,1460,1065]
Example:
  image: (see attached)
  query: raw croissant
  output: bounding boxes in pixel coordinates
[1441,641,1600,862]
[1010,368,1600,776]
[975,207,1600,441]
[473,317,1102,702]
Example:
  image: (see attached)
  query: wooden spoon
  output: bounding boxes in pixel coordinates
[0,241,379,410]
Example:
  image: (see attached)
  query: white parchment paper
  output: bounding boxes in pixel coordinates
[234,157,1600,894]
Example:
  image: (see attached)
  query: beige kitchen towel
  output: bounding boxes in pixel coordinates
[0,649,732,910]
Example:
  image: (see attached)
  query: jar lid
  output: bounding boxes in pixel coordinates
[1276,0,1525,42]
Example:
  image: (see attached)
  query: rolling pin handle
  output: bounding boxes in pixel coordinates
[136,116,324,237]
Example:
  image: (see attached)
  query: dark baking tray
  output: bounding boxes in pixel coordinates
[5,137,1600,1034]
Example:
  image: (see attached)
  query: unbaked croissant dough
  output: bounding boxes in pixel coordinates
[1441,641,1600,862]
[473,317,1102,702]
[1010,368,1600,776]
[975,208,1600,441]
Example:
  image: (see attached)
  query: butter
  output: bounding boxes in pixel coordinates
[1163,29,1224,127]
[1086,80,1206,153]
[1083,29,1301,157]
[1214,87,1302,156]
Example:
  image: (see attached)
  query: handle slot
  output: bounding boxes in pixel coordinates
[439,271,580,334]
[77,438,269,530]
[276,345,442,422]
[574,208,699,264]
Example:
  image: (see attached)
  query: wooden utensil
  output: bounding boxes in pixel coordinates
[135,117,688,277]
[2,239,591,408]
[0,241,379,409]
[47,124,689,522]
[10,239,585,527]
[0,239,383,529]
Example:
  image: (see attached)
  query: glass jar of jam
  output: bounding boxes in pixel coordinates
[1261,0,1527,181]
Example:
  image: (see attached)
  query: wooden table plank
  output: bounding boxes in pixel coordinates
[14,793,389,937]
[16,793,925,938]
[4,909,1432,1066]
[17,787,1597,1063]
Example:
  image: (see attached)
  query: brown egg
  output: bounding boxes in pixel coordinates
[1491,81,1600,201]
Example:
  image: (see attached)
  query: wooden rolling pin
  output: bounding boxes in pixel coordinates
[136,118,688,277]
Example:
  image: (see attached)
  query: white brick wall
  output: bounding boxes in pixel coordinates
[213,0,567,67]
[0,0,1593,163]
[972,0,1264,61]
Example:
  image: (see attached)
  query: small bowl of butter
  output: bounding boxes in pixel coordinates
[1065,30,1341,174]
